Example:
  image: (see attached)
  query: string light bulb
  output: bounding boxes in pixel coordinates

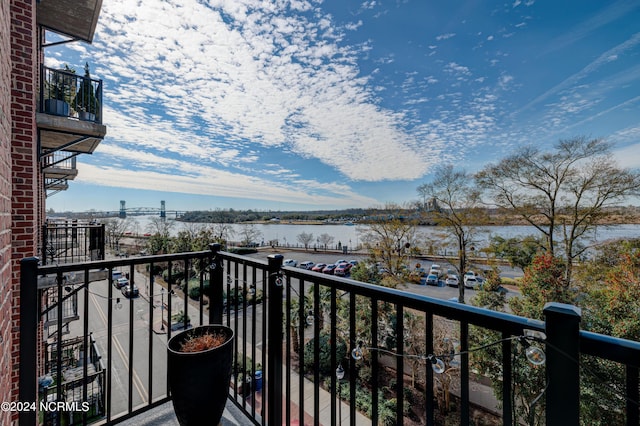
[336,364,345,380]
[351,343,364,360]
[429,355,446,374]
[115,298,123,310]
[305,310,314,326]
[519,336,546,365]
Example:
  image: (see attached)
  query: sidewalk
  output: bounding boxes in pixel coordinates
[139,278,359,425]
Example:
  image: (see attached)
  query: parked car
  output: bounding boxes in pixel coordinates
[445,274,459,287]
[429,264,442,277]
[283,259,298,267]
[464,273,480,289]
[322,264,338,274]
[311,263,327,272]
[121,284,139,298]
[348,260,359,266]
[299,261,314,270]
[425,274,439,286]
[114,277,129,289]
[334,259,347,265]
[334,262,352,276]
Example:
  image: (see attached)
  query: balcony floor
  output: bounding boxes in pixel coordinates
[117,399,248,425]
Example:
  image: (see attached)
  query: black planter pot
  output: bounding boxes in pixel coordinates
[167,324,234,426]
[44,99,69,116]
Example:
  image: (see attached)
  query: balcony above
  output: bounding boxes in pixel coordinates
[37,113,106,154]
[37,0,103,44]
[38,66,107,155]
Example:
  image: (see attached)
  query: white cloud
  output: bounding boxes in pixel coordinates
[436,33,456,41]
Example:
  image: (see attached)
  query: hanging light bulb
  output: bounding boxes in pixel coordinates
[227,276,232,285]
[248,284,256,295]
[351,344,363,360]
[525,345,546,366]
[305,310,314,326]
[336,364,345,380]
[115,298,123,310]
[520,337,546,365]
[428,355,446,374]
[275,276,283,287]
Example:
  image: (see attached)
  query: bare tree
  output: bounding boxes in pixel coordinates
[358,203,419,278]
[476,136,640,283]
[238,224,262,246]
[103,217,134,251]
[317,233,334,251]
[418,165,484,302]
[211,222,234,243]
[296,232,314,250]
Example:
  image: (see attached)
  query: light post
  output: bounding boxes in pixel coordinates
[160,287,165,331]
[336,364,344,426]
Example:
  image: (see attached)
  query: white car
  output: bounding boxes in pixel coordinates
[299,261,314,270]
[445,274,459,287]
[463,272,481,289]
[429,264,442,276]
[283,259,298,267]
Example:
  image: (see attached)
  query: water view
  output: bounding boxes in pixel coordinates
[130,215,640,250]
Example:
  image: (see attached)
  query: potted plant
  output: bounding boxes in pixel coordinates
[73,62,99,121]
[44,65,75,116]
[167,324,234,426]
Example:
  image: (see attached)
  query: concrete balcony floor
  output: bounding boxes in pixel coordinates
[118,399,248,426]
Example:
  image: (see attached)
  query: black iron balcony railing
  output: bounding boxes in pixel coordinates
[20,245,640,425]
[42,220,105,265]
[40,66,103,124]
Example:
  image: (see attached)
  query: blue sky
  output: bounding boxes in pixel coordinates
[45,0,640,213]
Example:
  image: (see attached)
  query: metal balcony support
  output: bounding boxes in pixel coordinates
[267,254,284,426]
[208,243,223,324]
[19,257,39,426]
[544,302,582,426]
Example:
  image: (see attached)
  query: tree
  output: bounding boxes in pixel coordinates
[103,217,133,251]
[417,165,485,302]
[487,235,543,271]
[575,240,640,425]
[317,233,334,251]
[146,217,174,254]
[211,222,234,244]
[476,136,640,284]
[296,232,314,250]
[238,224,262,246]
[357,203,419,279]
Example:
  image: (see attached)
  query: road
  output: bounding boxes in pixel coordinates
[62,249,519,419]
[246,248,522,302]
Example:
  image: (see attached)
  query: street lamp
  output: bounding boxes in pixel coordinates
[336,364,345,426]
[160,287,165,331]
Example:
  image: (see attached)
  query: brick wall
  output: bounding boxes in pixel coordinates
[8,1,38,424]
[0,0,14,420]
[0,0,13,423]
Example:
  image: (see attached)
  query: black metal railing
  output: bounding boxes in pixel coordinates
[42,221,105,265]
[40,66,103,124]
[20,245,640,425]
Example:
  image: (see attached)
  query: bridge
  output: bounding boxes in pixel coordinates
[117,200,186,218]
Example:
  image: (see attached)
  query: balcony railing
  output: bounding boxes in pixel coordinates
[42,221,105,265]
[40,66,103,124]
[20,245,640,425]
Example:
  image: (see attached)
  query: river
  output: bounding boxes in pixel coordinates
[128,216,640,250]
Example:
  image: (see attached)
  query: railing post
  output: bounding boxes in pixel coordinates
[20,257,39,426]
[267,254,283,426]
[208,243,224,324]
[543,302,581,426]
